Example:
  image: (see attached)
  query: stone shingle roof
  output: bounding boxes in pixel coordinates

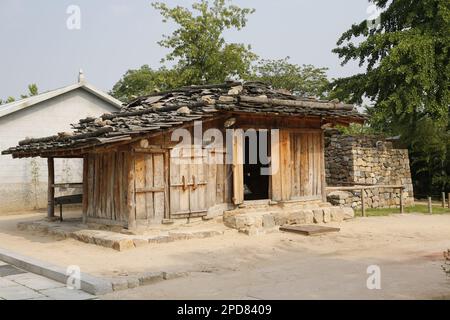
[2,81,366,157]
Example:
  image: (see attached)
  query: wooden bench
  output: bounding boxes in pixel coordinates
[54,194,83,221]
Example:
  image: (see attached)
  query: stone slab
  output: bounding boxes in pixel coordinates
[0,246,113,295]
[0,285,44,300]
[0,264,27,277]
[280,225,340,236]
[9,273,65,291]
[0,277,18,288]
[40,287,96,300]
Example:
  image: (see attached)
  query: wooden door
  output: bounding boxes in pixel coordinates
[134,152,168,224]
[270,130,323,202]
[290,131,323,200]
[170,147,208,218]
[232,130,244,205]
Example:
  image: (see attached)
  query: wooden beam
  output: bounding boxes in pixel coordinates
[47,157,55,218]
[127,153,136,229]
[82,155,88,224]
[361,188,366,217]
[320,131,327,202]
[442,192,446,208]
[428,197,433,214]
[164,151,170,220]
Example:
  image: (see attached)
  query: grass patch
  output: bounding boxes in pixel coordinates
[356,204,450,217]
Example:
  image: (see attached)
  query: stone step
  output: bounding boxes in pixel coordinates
[17,221,226,251]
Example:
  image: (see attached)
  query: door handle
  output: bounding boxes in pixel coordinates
[182,175,187,191]
[192,175,197,190]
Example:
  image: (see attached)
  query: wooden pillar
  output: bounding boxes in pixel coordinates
[442,192,446,208]
[447,192,450,209]
[361,188,366,217]
[127,154,136,229]
[47,157,55,219]
[428,197,433,214]
[164,151,170,220]
[82,155,88,224]
[320,131,327,203]
[448,193,450,209]
[399,187,404,214]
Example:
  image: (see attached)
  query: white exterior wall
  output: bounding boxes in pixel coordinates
[0,88,119,213]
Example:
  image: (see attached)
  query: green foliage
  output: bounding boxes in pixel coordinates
[28,84,38,96]
[406,117,450,196]
[110,65,180,102]
[0,84,38,105]
[152,0,257,85]
[361,204,450,217]
[0,97,16,105]
[332,0,450,195]
[335,123,379,136]
[249,57,329,98]
[332,0,449,122]
[111,1,331,104]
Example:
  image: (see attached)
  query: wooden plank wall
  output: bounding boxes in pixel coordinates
[86,151,129,223]
[134,152,166,224]
[169,146,231,218]
[272,130,323,201]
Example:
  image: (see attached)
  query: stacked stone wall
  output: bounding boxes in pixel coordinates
[325,131,414,209]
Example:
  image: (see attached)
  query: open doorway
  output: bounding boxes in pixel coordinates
[243,131,270,201]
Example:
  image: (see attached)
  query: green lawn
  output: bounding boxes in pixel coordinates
[355,204,450,217]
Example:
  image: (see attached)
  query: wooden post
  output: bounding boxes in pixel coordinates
[82,155,89,224]
[442,192,446,208]
[448,193,450,209]
[127,154,136,230]
[399,187,404,214]
[428,197,433,214]
[47,157,55,219]
[361,188,366,217]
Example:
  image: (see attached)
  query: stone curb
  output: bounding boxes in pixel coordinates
[0,247,113,295]
[108,271,190,292]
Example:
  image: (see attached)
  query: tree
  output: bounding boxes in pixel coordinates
[20,84,39,99]
[0,84,38,105]
[152,0,257,85]
[331,0,449,126]
[331,0,449,195]
[110,65,180,102]
[28,84,38,96]
[250,57,329,98]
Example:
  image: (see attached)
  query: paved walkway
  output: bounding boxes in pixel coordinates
[0,260,96,300]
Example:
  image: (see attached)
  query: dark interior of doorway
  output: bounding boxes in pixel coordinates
[243,131,270,201]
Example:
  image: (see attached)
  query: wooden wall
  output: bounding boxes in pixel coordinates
[82,118,325,228]
[271,129,324,201]
[134,151,168,224]
[85,151,130,225]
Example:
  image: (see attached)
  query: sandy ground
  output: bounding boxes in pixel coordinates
[0,210,449,299]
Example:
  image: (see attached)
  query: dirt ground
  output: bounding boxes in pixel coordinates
[0,210,449,299]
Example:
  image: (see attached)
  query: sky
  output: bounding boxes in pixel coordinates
[0,0,371,99]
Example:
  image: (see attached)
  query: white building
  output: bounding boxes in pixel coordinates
[0,72,122,213]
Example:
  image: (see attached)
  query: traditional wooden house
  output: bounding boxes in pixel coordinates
[2,82,365,229]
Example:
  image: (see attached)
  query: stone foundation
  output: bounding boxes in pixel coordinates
[327,188,413,210]
[223,201,354,235]
[18,219,226,251]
